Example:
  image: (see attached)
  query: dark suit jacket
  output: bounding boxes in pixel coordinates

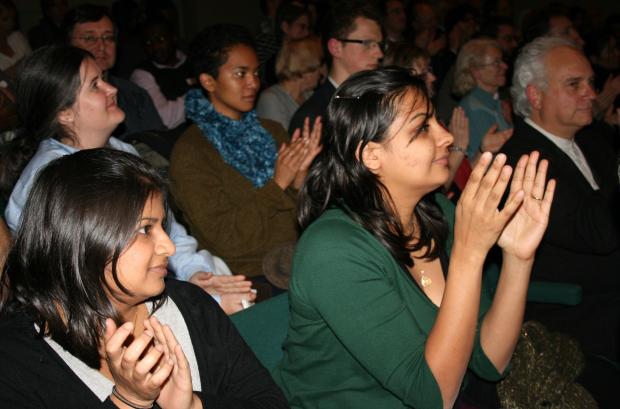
[500,118,620,295]
[288,80,336,135]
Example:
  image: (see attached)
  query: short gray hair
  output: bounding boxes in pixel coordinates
[453,38,500,97]
[511,36,579,117]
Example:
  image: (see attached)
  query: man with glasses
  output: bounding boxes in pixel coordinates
[288,1,383,135]
[64,4,164,139]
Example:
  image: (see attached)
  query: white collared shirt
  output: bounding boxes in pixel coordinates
[524,117,599,190]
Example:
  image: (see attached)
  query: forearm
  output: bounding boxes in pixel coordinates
[480,254,533,372]
[425,244,485,408]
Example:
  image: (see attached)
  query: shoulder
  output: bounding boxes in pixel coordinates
[295,209,389,271]
[172,124,209,155]
[108,137,140,155]
[258,117,288,144]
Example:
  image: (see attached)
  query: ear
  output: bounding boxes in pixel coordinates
[327,38,342,58]
[57,108,75,127]
[357,141,383,172]
[525,84,542,111]
[199,73,216,93]
[281,21,291,36]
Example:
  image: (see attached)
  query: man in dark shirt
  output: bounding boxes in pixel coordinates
[501,36,620,361]
[288,1,383,135]
[64,4,165,139]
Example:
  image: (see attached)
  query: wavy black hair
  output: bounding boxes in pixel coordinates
[298,66,448,269]
[0,148,167,369]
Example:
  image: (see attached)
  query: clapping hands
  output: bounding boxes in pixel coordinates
[273,116,322,190]
[104,316,201,409]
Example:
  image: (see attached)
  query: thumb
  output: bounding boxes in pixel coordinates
[485,123,499,135]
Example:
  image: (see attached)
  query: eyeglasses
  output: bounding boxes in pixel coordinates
[479,59,506,68]
[73,34,116,45]
[337,38,386,52]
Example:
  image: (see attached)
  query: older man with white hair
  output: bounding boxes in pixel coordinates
[500,36,620,369]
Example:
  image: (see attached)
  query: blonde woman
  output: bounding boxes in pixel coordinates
[256,36,323,130]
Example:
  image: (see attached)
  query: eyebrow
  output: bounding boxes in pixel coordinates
[139,217,160,223]
[408,112,430,123]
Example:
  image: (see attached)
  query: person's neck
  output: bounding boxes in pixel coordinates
[528,112,577,140]
[385,28,403,42]
[477,83,498,95]
[61,132,110,149]
[328,64,350,87]
[280,79,304,103]
[386,187,425,235]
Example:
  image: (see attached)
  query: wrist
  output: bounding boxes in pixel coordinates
[111,386,154,409]
[449,145,467,155]
[501,251,535,267]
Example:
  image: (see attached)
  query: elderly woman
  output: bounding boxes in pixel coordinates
[257,36,323,130]
[170,24,320,278]
[0,148,288,408]
[453,38,513,159]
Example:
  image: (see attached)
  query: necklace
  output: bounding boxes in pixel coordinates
[419,269,433,288]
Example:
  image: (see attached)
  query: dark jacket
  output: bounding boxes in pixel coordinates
[0,279,289,409]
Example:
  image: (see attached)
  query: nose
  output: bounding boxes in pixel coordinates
[101,79,118,96]
[247,73,260,90]
[156,231,176,257]
[435,119,454,147]
[374,44,384,59]
[584,82,596,100]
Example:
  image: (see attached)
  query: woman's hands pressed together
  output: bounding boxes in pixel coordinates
[104,316,202,409]
[104,318,173,408]
[274,116,322,190]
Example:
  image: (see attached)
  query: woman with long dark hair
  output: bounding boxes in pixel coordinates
[0,45,254,314]
[0,148,288,408]
[275,67,555,408]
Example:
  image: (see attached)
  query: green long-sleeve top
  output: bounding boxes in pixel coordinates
[274,206,503,409]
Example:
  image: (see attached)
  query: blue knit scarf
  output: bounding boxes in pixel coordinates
[185,89,277,187]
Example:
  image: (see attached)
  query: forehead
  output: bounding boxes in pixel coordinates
[387,0,404,11]
[79,58,101,82]
[73,16,114,34]
[221,44,259,69]
[348,16,382,39]
[549,15,572,31]
[545,46,592,82]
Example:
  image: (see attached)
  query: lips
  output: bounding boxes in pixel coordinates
[149,263,168,276]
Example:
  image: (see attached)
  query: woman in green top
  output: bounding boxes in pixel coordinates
[275,67,555,409]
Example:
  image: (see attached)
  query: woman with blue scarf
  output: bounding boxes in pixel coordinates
[170,24,321,279]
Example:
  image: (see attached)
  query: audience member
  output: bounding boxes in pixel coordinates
[131,18,194,130]
[521,5,584,47]
[384,43,436,95]
[170,24,321,278]
[256,36,323,130]
[261,1,312,87]
[432,4,479,90]
[1,45,253,314]
[275,66,554,409]
[0,0,31,79]
[479,16,519,59]
[380,0,407,44]
[0,148,289,408]
[288,0,383,135]
[28,0,69,50]
[453,38,513,159]
[410,1,446,57]
[501,36,620,365]
[64,4,165,139]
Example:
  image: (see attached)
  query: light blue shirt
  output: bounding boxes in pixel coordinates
[5,137,226,283]
[459,86,511,158]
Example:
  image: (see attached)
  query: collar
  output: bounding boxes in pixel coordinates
[471,86,499,103]
[327,76,339,89]
[151,50,186,69]
[524,117,574,150]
